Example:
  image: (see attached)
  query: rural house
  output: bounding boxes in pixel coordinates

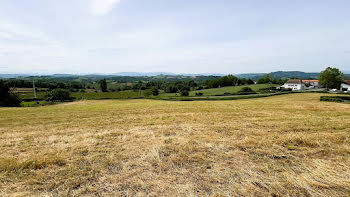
[282,79,306,90]
[340,80,350,92]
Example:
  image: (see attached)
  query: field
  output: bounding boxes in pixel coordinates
[18,90,142,100]
[166,84,278,97]
[0,93,349,196]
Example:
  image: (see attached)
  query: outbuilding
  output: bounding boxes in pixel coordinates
[282,79,306,91]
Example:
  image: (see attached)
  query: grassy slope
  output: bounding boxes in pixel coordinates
[0,93,349,196]
[164,84,278,97]
[189,84,278,96]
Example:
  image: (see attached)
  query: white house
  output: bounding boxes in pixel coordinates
[340,80,350,92]
[282,79,306,91]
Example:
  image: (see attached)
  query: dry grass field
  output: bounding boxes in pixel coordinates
[0,93,349,196]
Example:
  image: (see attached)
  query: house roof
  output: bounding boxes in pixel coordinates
[285,79,303,84]
[302,80,318,82]
[343,80,350,85]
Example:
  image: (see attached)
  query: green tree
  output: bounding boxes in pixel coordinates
[44,89,73,101]
[247,79,255,85]
[240,78,248,85]
[151,87,159,96]
[180,90,189,96]
[257,74,273,84]
[319,67,344,89]
[0,80,21,107]
[99,79,108,92]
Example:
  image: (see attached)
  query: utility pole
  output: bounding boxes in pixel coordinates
[33,79,37,99]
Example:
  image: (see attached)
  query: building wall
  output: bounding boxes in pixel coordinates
[284,83,306,90]
[341,83,350,91]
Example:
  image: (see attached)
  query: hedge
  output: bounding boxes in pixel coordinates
[320,96,350,103]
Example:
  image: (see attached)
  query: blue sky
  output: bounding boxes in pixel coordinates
[0,0,349,74]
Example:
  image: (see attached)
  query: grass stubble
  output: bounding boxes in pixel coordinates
[0,93,349,196]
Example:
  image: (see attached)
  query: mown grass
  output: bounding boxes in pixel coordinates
[71,90,143,99]
[0,93,349,196]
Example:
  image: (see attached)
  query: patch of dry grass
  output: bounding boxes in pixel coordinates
[0,93,349,196]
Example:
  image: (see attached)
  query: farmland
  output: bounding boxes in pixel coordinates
[16,84,277,101]
[18,90,143,100]
[0,93,349,196]
[188,84,278,96]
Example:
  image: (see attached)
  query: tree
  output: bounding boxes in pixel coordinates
[240,78,248,85]
[257,74,273,84]
[319,67,344,89]
[99,79,108,92]
[151,87,159,96]
[180,90,189,96]
[247,79,255,85]
[0,80,21,107]
[44,89,73,101]
[165,84,177,93]
[187,80,197,87]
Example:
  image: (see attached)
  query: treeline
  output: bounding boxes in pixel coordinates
[4,79,85,90]
[4,74,287,95]
[131,74,287,94]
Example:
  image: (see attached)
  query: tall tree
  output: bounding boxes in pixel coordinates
[319,67,344,89]
[99,79,108,92]
[0,80,21,107]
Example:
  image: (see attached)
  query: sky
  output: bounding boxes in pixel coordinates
[0,0,349,75]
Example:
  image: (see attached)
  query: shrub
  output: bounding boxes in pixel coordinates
[320,96,350,103]
[237,87,257,95]
[195,92,203,96]
[151,87,159,96]
[180,90,189,97]
[44,89,73,101]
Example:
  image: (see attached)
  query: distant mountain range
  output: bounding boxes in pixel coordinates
[0,71,349,79]
[236,71,320,80]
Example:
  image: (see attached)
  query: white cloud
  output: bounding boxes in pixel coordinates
[89,0,121,15]
[0,20,62,47]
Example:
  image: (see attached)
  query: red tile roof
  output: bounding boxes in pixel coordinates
[302,80,318,82]
[286,79,303,84]
[344,80,350,85]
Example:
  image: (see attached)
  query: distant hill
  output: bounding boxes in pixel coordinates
[0,74,31,78]
[1,71,349,79]
[112,72,176,76]
[235,71,319,80]
[235,73,266,80]
[269,71,319,79]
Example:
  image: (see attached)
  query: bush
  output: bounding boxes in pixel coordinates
[151,87,159,96]
[237,87,257,95]
[195,92,203,96]
[44,89,73,101]
[180,90,189,97]
[320,96,350,103]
